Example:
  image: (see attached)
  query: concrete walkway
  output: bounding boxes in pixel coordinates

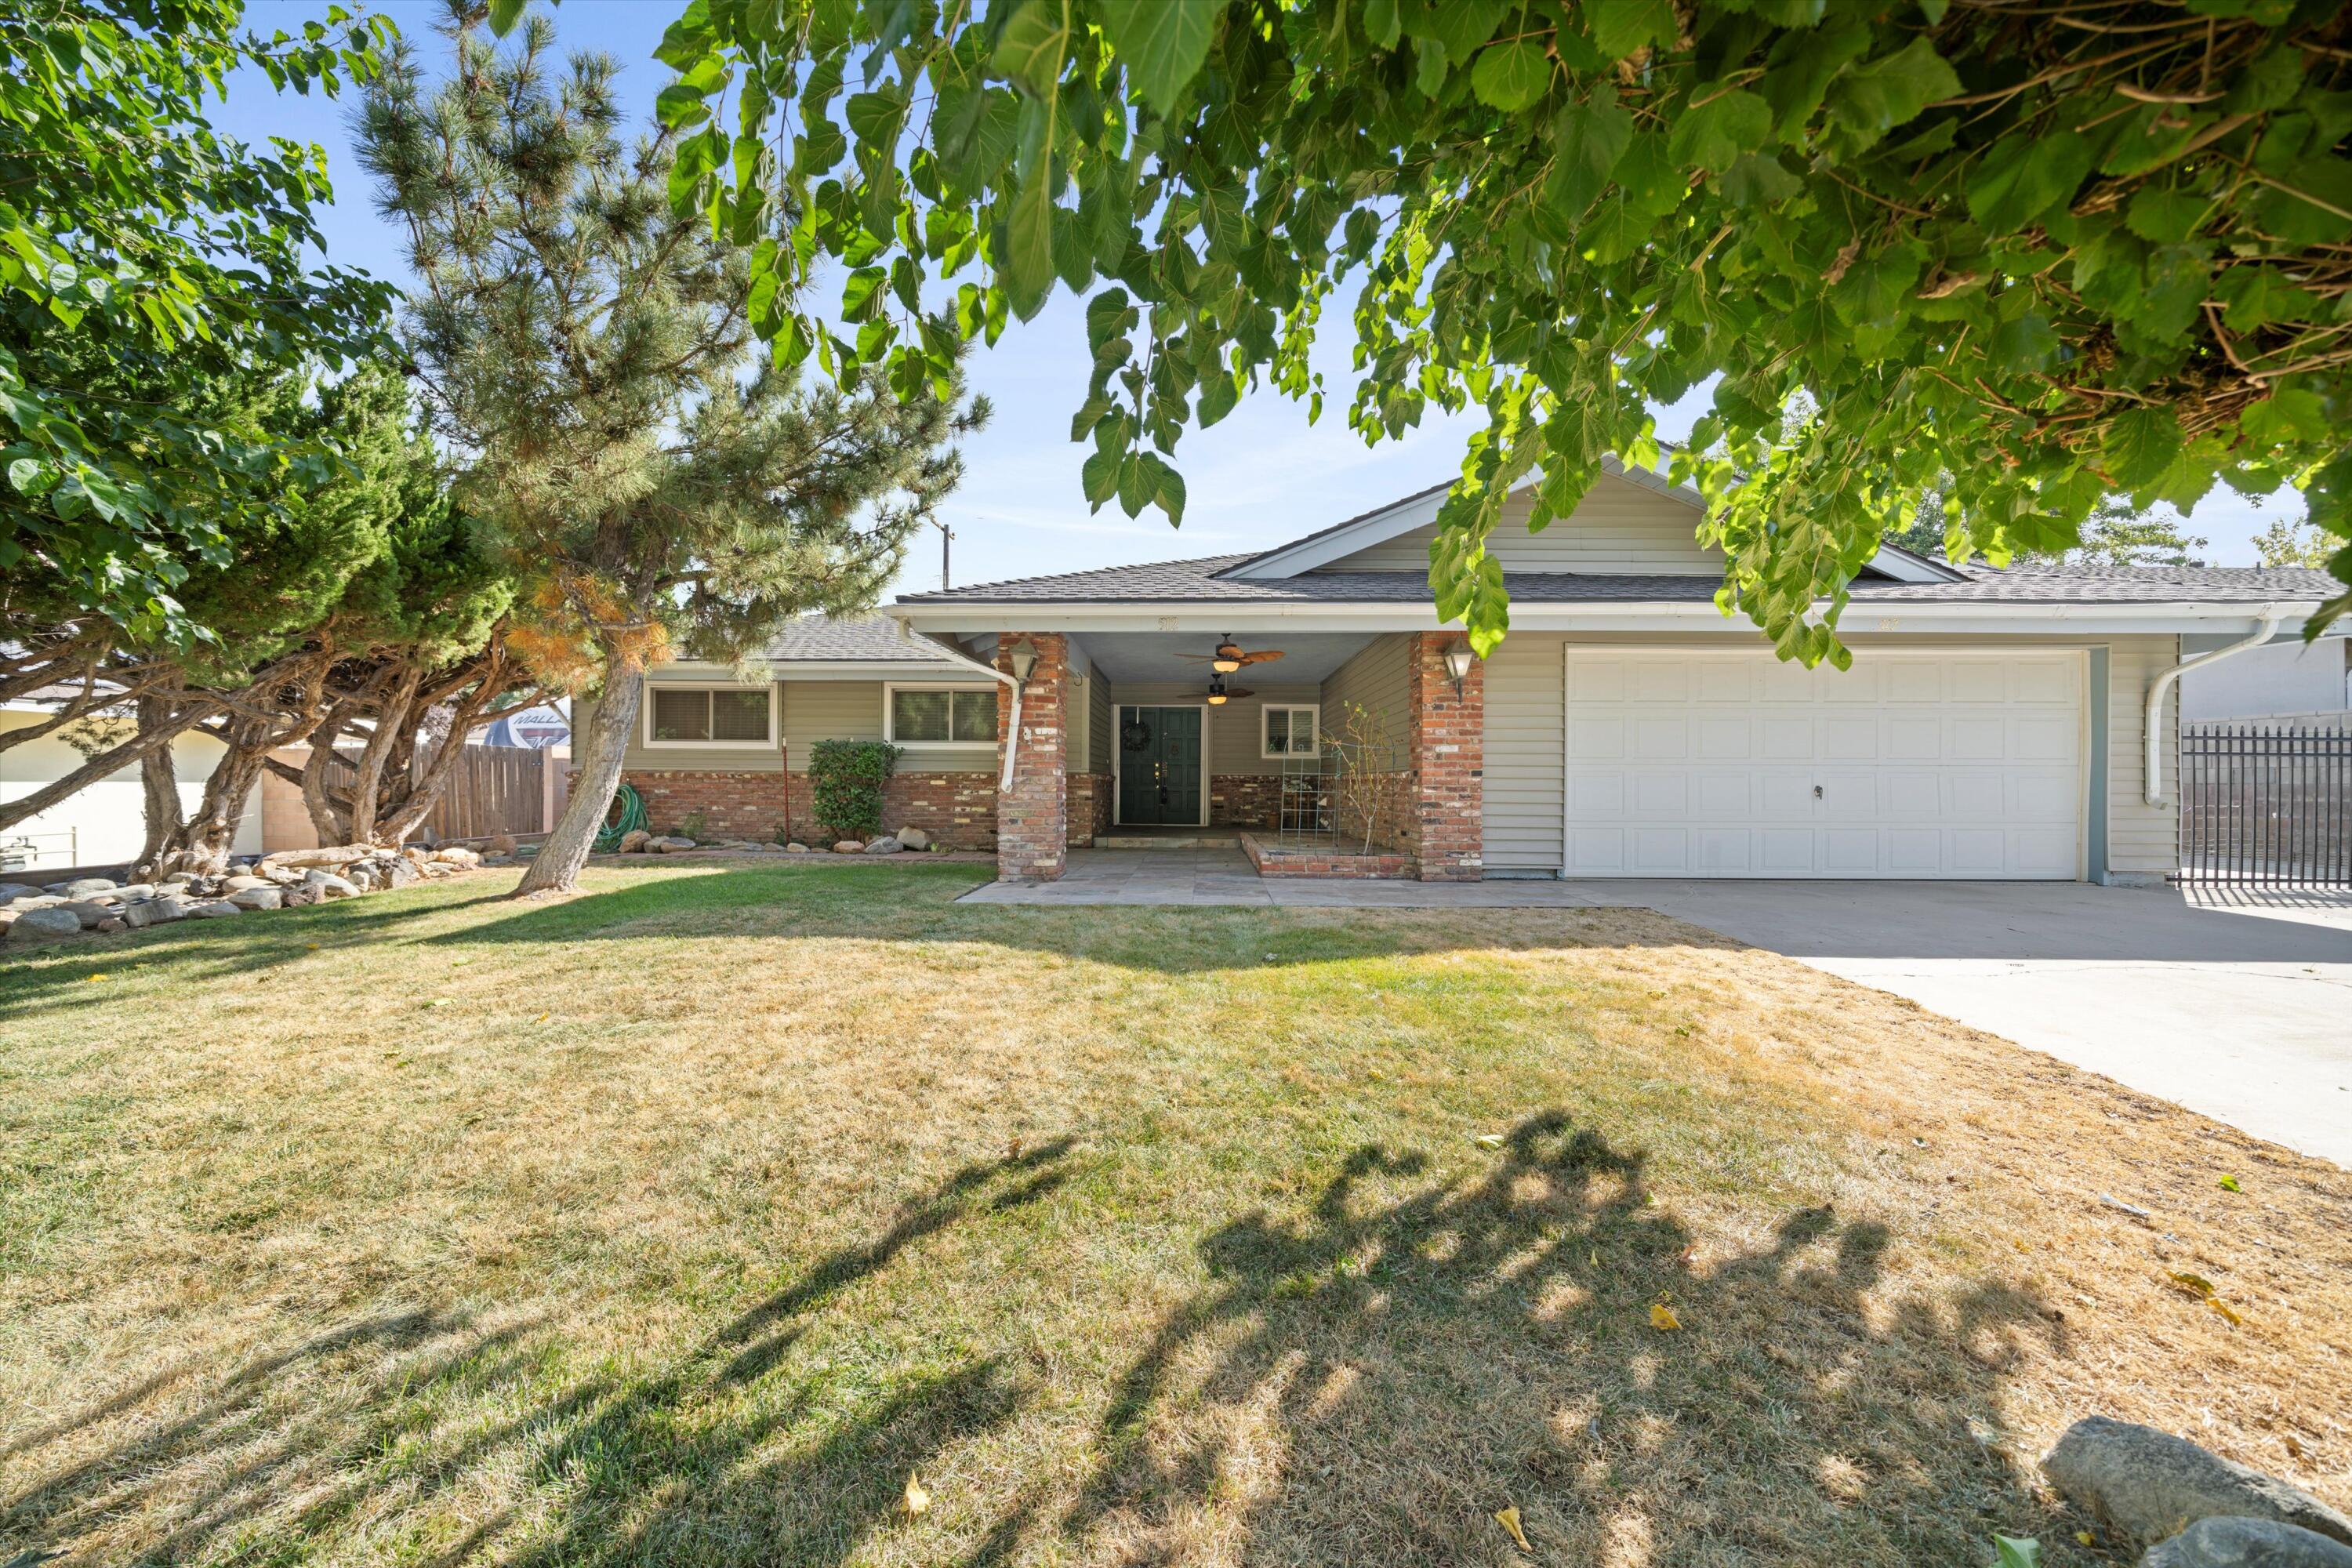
[964,852,2352,1165]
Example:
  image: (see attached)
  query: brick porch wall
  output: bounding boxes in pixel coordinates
[1405,631,1483,881]
[1208,774,1283,829]
[996,633,1068,880]
[1068,771,1112,847]
[622,770,998,849]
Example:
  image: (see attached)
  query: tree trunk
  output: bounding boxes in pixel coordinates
[302,704,359,846]
[0,699,216,836]
[513,660,642,895]
[345,668,420,845]
[136,694,186,869]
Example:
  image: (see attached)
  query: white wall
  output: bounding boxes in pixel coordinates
[2179,635,2350,722]
[0,712,262,873]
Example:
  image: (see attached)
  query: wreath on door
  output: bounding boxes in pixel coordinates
[1120,717,1153,751]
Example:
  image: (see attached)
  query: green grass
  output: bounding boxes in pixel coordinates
[1,861,2345,1566]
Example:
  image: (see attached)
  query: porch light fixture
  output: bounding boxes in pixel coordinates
[1443,642,1475,697]
[1206,676,1229,706]
[1007,638,1039,684]
[1210,636,1243,674]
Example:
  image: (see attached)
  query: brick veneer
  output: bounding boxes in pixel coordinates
[995,633,1068,880]
[1068,771,1112,846]
[622,769,997,848]
[1406,631,1483,881]
[1208,773,1283,829]
[1239,831,1413,879]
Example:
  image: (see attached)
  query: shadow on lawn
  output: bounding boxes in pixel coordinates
[0,1142,1070,1568]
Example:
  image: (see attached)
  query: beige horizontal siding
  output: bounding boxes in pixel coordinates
[1477,631,2182,880]
[1087,666,1112,773]
[601,673,999,775]
[1318,634,1410,742]
[1317,477,1720,575]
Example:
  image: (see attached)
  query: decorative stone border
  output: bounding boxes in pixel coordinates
[1237,830,1413,880]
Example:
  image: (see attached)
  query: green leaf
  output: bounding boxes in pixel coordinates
[1990,310,2059,370]
[1004,167,1055,321]
[1197,368,1240,426]
[1080,445,1120,506]
[2103,407,2183,489]
[1472,41,1551,113]
[1992,1536,2042,1568]
[1669,89,1770,172]
[1097,0,1220,118]
[1584,0,1676,61]
[1153,458,1187,524]
[1966,130,2092,234]
[1825,38,1960,147]
[1414,37,1449,98]
[993,0,1073,96]
[2216,265,2320,331]
[1546,90,1634,215]
[2241,386,2329,447]
[1716,151,1799,207]
[2125,186,2209,243]
[1363,0,1403,49]
[486,0,528,36]
[844,89,908,147]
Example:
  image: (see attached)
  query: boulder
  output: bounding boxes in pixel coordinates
[162,871,201,885]
[433,845,482,868]
[222,874,274,892]
[114,883,157,902]
[652,835,696,852]
[830,840,863,854]
[485,833,518,856]
[864,835,903,855]
[5,894,64,911]
[60,900,115,928]
[2143,1518,2352,1568]
[186,898,242,919]
[227,885,283,911]
[895,826,930,851]
[785,842,811,854]
[96,916,125,933]
[303,869,359,898]
[378,856,420,888]
[0,882,41,902]
[62,877,119,898]
[120,900,169,928]
[2042,1419,2352,1548]
[6,906,83,943]
[618,829,652,853]
[256,845,369,872]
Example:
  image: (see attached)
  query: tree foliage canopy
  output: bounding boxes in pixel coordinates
[648,0,2352,660]
[0,0,397,644]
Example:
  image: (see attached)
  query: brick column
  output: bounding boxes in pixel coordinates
[994,633,1068,880]
[1407,631,1483,881]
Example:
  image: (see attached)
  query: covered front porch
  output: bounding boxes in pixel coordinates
[949,627,1484,884]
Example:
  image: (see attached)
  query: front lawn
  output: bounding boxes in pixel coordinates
[2,862,2345,1566]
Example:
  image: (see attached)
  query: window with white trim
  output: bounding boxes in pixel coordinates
[1262,703,1319,757]
[886,685,998,746]
[646,686,774,746]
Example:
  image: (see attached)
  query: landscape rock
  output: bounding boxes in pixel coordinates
[830,840,863,853]
[895,826,929,851]
[785,842,811,854]
[119,900,166,928]
[227,885,284,911]
[7,907,83,943]
[650,835,696,852]
[114,883,157,902]
[222,874,273,892]
[0,882,41,902]
[96,916,125,932]
[485,833,518,856]
[5,894,65,911]
[60,877,118,898]
[256,845,369,871]
[162,871,201,884]
[2143,1518,2352,1568]
[186,899,242,919]
[379,856,420,888]
[863,835,902,855]
[433,845,481,867]
[618,829,652,853]
[60,900,115,928]
[2043,1419,2352,1548]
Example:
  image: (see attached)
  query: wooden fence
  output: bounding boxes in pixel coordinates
[316,742,565,844]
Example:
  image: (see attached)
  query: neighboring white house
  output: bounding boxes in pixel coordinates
[0,703,263,874]
[2180,630,2350,724]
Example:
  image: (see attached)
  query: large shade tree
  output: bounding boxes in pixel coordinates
[0,0,397,647]
[641,0,2352,663]
[361,2,981,895]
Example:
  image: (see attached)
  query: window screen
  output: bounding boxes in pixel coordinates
[1264,706,1317,756]
[651,688,710,742]
[649,688,768,743]
[892,688,997,742]
[710,690,770,742]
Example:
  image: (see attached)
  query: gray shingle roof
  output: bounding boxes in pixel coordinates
[891,554,2338,608]
[763,614,970,662]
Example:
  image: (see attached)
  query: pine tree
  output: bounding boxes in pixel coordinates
[358,2,980,895]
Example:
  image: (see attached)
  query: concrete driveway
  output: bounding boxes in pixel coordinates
[1558,879,2352,1168]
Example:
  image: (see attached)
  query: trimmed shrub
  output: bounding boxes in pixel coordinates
[807,739,901,841]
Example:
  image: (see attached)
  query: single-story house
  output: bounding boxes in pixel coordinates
[604,462,2338,884]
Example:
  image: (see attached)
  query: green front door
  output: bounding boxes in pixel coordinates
[1116,706,1203,825]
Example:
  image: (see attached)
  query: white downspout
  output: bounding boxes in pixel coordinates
[901,623,1024,792]
[2144,607,2284,807]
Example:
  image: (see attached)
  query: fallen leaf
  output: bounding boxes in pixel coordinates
[902,1472,929,1516]
[1475,1134,1506,1149]
[1650,1303,1681,1330]
[85,973,107,982]
[1589,1249,1600,1268]
[2218,1174,2241,1192]
[2169,1272,2216,1295]
[1495,1505,1532,1552]
[2205,1294,2243,1327]
[307,942,321,950]
[428,997,454,1008]
[1992,1535,2042,1568]
[452,957,470,967]
[2283,1432,2305,1458]
[2076,1530,2097,1546]
[535,1012,550,1023]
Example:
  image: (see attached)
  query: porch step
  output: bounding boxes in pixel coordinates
[1094,829,1241,851]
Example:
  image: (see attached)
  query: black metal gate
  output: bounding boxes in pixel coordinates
[2178,724,2352,886]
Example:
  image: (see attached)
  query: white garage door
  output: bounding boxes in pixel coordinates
[1563,648,2084,879]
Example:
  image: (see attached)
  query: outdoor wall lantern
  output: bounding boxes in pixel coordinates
[1444,642,1475,697]
[1007,639,1039,684]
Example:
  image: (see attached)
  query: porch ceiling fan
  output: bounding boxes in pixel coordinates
[1205,674,1255,706]
[1178,633,1286,674]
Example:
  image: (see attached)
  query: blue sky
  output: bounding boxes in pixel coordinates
[226,0,2301,597]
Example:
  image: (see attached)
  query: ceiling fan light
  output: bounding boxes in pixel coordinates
[1210,656,1240,673]
[1207,691,1227,706]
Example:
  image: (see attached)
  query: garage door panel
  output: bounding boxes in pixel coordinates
[1561,649,2082,880]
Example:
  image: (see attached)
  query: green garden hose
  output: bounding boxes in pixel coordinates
[593,782,648,852]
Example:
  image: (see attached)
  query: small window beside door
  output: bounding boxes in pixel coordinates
[647,686,774,746]
[887,685,999,746]
[1262,704,1320,757]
